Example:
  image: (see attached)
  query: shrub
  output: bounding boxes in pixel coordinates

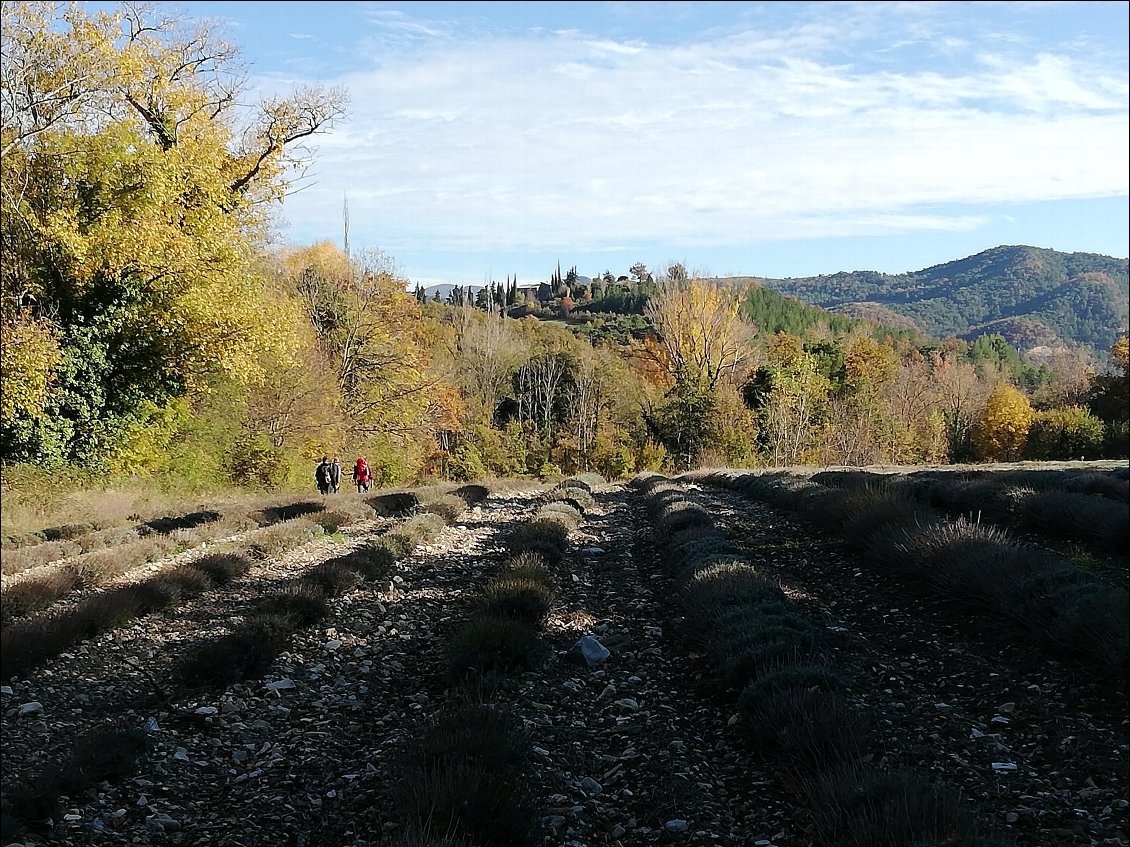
[5,729,150,827]
[554,477,593,494]
[822,486,926,548]
[138,509,222,536]
[658,501,714,537]
[0,567,83,625]
[1033,582,1129,674]
[68,535,177,584]
[415,703,531,772]
[240,518,325,559]
[738,663,845,700]
[42,522,99,541]
[335,545,396,580]
[740,687,871,771]
[479,578,555,627]
[499,551,555,586]
[395,704,533,843]
[421,494,467,522]
[537,501,582,529]
[251,500,325,525]
[144,564,211,601]
[716,630,818,688]
[381,513,448,559]
[453,484,490,506]
[190,552,253,586]
[300,559,364,597]
[447,615,549,677]
[177,616,291,687]
[1,540,83,575]
[802,768,982,847]
[678,561,783,615]
[397,740,535,846]
[253,585,330,628]
[508,519,570,564]
[869,518,1030,602]
[446,444,488,481]
[1025,406,1105,460]
[368,492,421,516]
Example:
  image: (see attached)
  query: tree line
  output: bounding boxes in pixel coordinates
[1,3,1125,493]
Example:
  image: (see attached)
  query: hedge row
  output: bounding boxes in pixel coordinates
[630,472,1011,847]
[395,477,599,847]
[689,470,1129,678]
[810,469,1128,558]
[0,487,463,841]
[175,486,485,690]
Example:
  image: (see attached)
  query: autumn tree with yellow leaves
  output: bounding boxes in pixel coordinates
[972,382,1035,461]
[0,1,346,469]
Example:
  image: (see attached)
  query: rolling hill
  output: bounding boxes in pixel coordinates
[722,246,1129,359]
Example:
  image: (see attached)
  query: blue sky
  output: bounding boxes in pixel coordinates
[170,1,1126,284]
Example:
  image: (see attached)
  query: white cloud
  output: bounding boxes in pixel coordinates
[268,12,1128,261]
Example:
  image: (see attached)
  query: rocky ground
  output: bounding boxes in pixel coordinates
[2,481,1127,847]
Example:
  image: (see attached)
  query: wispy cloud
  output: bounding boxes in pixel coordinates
[266,5,1127,266]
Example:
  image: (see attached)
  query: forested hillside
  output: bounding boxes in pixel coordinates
[734,246,1129,358]
[1,4,1127,497]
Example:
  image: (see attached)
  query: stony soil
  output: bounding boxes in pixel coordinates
[2,481,1127,847]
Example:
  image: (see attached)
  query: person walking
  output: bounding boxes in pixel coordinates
[329,456,343,493]
[352,457,372,493]
[315,456,333,495]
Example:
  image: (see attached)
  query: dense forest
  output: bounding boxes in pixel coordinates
[1,3,1127,495]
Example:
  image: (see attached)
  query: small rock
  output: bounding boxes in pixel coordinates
[998,702,1017,714]
[581,546,605,555]
[173,747,190,762]
[137,795,148,806]
[144,717,160,732]
[563,681,581,693]
[17,701,43,716]
[565,635,610,667]
[665,819,689,832]
[63,812,81,822]
[580,777,603,795]
[265,678,296,692]
[324,639,343,651]
[992,762,1018,771]
[611,825,626,838]
[613,698,639,712]
[146,812,180,831]
[1,686,13,696]
[194,706,219,716]
[1006,812,1019,823]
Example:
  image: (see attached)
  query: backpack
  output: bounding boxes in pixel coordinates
[316,463,331,486]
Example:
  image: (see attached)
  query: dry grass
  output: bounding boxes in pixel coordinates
[236,518,325,559]
[420,493,469,522]
[68,536,178,584]
[0,567,83,626]
[1,540,83,576]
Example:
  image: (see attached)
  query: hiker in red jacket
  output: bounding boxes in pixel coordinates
[352,457,373,493]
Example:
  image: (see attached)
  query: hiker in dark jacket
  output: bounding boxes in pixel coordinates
[329,457,343,493]
[315,456,332,495]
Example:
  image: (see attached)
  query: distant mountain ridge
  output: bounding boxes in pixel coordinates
[724,246,1129,359]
